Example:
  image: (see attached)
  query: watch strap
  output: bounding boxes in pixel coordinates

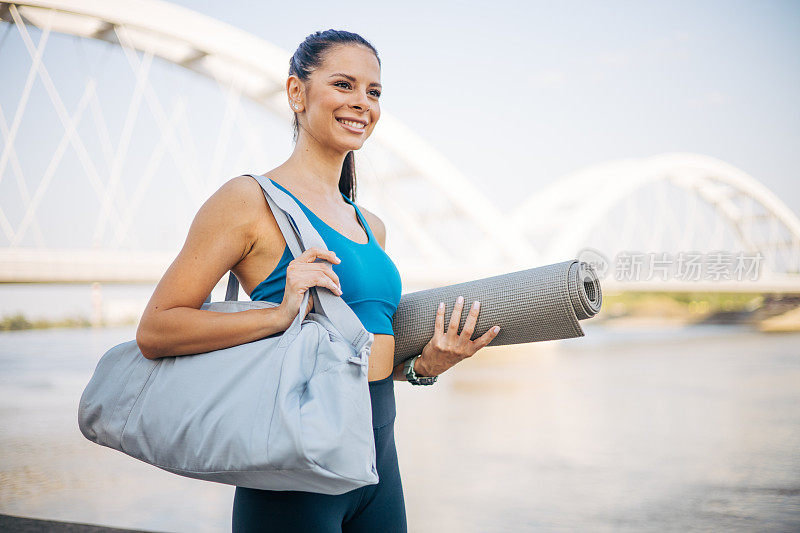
[404,355,438,386]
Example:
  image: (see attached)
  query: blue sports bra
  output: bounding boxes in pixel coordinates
[250,178,402,335]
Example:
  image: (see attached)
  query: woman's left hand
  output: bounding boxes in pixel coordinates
[414,296,501,377]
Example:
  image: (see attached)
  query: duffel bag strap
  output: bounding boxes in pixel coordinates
[218,174,372,357]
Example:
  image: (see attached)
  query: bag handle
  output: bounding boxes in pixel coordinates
[205,174,373,360]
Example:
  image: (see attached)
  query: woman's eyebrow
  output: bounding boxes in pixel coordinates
[329,72,382,88]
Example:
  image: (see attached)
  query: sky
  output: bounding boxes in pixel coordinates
[162,0,800,213]
[0,0,798,243]
[0,0,798,318]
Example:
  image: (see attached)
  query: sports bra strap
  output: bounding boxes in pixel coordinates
[203,174,373,358]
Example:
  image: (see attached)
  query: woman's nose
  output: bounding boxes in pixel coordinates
[351,94,370,111]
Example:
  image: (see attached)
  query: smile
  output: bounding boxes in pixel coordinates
[336,117,367,133]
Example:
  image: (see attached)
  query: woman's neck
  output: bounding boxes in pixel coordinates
[278,133,348,203]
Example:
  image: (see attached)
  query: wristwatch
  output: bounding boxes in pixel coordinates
[403,355,438,386]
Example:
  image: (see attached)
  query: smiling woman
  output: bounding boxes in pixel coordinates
[286,33,382,158]
[226,30,409,533]
[130,25,500,532]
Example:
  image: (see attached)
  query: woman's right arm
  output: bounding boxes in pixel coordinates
[135,176,341,360]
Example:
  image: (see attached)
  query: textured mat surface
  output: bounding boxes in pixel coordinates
[392,260,602,367]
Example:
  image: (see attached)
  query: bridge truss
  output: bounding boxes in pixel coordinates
[2,0,799,294]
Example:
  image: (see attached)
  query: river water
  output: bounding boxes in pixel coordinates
[0,323,798,532]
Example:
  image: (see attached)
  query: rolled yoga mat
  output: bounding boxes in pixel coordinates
[391,259,602,368]
[219,258,601,368]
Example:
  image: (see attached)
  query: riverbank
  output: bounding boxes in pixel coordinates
[3,291,798,332]
[0,312,98,331]
[595,291,800,331]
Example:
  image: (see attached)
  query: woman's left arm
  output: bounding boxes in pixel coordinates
[359,207,501,381]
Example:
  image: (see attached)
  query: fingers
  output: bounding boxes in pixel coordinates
[286,264,342,297]
[290,247,343,295]
[434,301,445,335]
[315,264,341,292]
[460,299,480,340]
[472,324,501,351]
[317,271,343,295]
[447,295,465,336]
[299,272,341,297]
[300,246,340,265]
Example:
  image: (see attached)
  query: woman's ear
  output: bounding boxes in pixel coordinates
[286,75,304,110]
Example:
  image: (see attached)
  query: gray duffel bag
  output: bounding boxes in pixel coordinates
[77,174,378,495]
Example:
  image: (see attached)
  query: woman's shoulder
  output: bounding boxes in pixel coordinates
[215,174,269,220]
[354,204,387,249]
[212,174,281,246]
[224,173,266,197]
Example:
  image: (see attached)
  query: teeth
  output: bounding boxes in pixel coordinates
[339,118,365,129]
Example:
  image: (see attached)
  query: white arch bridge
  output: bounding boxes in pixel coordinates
[1,0,799,294]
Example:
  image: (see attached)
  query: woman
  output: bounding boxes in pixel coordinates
[135,29,501,532]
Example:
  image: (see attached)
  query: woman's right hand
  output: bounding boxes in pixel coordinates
[276,247,342,328]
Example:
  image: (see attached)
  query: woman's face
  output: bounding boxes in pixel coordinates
[293,44,381,153]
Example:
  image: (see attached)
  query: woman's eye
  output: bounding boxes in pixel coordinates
[334,80,380,98]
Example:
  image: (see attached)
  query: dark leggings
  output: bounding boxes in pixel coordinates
[231,374,407,532]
